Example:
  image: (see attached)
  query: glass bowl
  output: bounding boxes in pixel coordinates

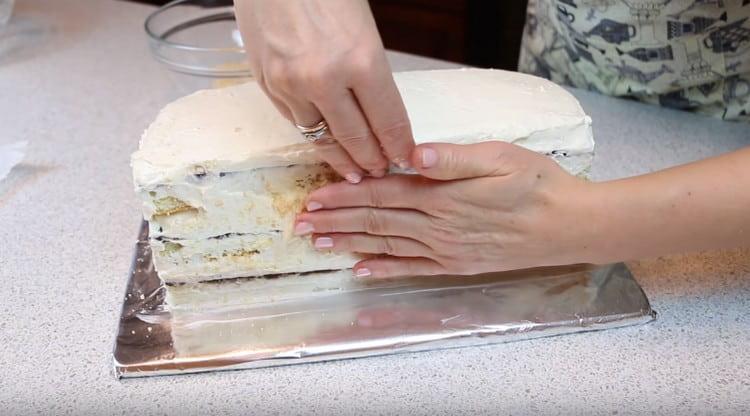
[0,0,15,26]
[145,0,251,78]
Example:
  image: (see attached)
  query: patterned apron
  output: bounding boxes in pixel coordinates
[518,0,750,122]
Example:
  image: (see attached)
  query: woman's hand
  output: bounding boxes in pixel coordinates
[235,0,415,183]
[294,141,600,278]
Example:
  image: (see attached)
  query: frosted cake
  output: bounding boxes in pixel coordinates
[132,68,595,284]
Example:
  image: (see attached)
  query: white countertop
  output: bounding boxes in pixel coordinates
[1,1,749,414]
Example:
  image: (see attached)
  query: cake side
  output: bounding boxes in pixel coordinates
[141,164,340,240]
[139,163,361,284]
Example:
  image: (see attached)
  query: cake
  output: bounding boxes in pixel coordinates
[132,68,595,285]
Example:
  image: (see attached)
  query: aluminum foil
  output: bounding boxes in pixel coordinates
[113,223,655,378]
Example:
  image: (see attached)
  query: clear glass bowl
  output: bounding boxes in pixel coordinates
[145,0,251,77]
[0,0,15,26]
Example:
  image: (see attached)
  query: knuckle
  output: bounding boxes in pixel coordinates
[363,209,384,234]
[339,135,387,169]
[303,66,336,97]
[364,182,384,207]
[266,63,294,90]
[338,133,372,150]
[442,150,462,173]
[373,120,412,149]
[377,237,397,255]
[372,119,410,138]
[348,50,378,80]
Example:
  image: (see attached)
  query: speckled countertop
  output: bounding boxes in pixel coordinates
[1,1,748,415]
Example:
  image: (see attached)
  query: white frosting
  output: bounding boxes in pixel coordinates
[132,68,594,188]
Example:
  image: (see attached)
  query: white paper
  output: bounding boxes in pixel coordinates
[0,141,27,182]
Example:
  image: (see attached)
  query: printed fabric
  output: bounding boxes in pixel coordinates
[519,0,750,122]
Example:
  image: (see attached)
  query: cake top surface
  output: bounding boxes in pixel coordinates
[132,68,593,186]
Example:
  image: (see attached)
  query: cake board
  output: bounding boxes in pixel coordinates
[113,222,656,378]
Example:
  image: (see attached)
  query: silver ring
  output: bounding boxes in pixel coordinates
[295,120,330,143]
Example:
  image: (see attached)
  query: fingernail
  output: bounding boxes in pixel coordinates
[345,172,362,184]
[306,201,323,211]
[421,148,438,168]
[314,237,334,248]
[369,169,386,178]
[354,268,372,278]
[294,222,314,236]
[393,157,411,170]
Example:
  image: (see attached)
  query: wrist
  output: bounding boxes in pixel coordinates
[556,178,621,266]
[572,177,657,266]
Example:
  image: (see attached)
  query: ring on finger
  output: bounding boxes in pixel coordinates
[295,120,331,144]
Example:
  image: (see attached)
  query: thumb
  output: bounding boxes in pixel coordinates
[410,141,518,181]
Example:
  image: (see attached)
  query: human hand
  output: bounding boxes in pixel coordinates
[235,0,415,183]
[294,141,600,278]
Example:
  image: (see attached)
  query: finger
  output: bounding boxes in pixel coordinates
[312,140,365,184]
[296,207,431,239]
[352,58,416,168]
[284,93,325,128]
[410,141,523,181]
[315,90,390,175]
[352,256,444,279]
[270,85,366,183]
[305,176,430,212]
[312,233,432,258]
[261,61,324,127]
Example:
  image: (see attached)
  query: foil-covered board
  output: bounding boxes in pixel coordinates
[113,223,655,378]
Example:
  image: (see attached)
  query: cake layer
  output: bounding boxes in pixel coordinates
[152,232,360,284]
[142,163,338,240]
